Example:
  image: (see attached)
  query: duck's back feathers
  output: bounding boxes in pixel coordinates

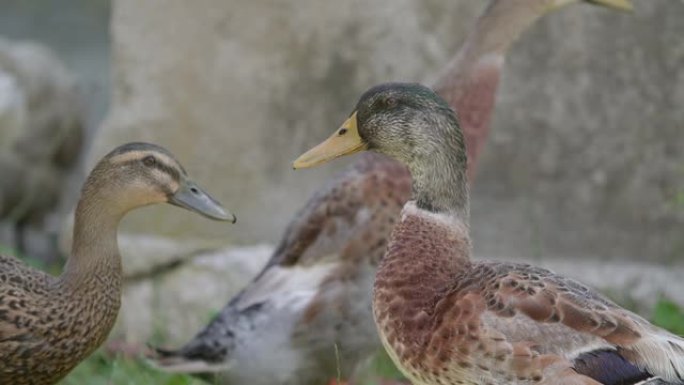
[471,262,684,383]
[473,262,642,345]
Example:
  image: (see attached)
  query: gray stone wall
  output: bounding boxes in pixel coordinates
[473,0,684,263]
[90,0,683,263]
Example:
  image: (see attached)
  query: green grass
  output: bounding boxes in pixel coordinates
[59,298,684,385]
[355,349,405,385]
[651,298,684,336]
[62,352,203,385]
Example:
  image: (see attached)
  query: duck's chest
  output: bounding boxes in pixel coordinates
[48,278,122,352]
[374,292,526,385]
[372,211,534,385]
[4,279,122,384]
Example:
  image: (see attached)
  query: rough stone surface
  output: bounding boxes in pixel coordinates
[473,0,684,263]
[90,0,684,262]
[112,244,271,345]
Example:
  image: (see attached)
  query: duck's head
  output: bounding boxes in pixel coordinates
[294,83,468,215]
[293,82,465,173]
[85,142,236,222]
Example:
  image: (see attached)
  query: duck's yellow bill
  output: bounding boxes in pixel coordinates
[293,112,367,169]
[588,0,633,11]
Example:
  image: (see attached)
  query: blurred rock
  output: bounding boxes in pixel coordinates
[92,0,684,263]
[0,68,26,150]
[111,244,271,345]
[117,234,228,278]
[472,0,684,263]
[0,37,84,167]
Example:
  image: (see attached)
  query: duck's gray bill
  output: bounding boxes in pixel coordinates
[170,181,236,223]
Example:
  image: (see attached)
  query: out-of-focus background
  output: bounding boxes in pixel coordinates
[0,0,682,383]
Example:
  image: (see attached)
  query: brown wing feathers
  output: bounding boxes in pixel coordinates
[476,263,643,346]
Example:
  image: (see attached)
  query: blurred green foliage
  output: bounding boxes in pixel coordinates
[62,352,202,385]
[651,298,684,336]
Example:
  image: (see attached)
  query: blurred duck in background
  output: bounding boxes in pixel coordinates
[0,142,235,385]
[151,1,631,384]
[0,37,85,257]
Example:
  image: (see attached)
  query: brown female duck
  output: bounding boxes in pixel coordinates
[0,142,235,385]
[293,82,684,385]
[151,1,631,384]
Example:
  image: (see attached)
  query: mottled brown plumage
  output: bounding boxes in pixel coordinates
[295,82,684,385]
[0,142,234,385]
[151,1,632,384]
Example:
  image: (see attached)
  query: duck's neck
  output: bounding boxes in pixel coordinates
[407,119,470,222]
[59,187,124,293]
[461,0,549,63]
[434,0,550,180]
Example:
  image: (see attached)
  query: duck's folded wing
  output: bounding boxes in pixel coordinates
[263,153,409,270]
[474,262,684,383]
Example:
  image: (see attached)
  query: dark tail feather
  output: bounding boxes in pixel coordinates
[149,344,177,358]
[145,344,227,374]
[574,349,653,385]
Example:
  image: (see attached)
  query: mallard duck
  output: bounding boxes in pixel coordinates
[0,142,235,385]
[293,82,684,385]
[151,1,631,384]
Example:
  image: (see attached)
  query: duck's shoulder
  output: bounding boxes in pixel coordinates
[266,153,411,269]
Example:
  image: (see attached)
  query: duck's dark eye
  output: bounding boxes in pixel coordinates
[385,97,398,108]
[142,155,157,167]
[338,128,348,136]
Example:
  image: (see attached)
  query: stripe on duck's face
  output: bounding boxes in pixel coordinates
[107,150,184,205]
